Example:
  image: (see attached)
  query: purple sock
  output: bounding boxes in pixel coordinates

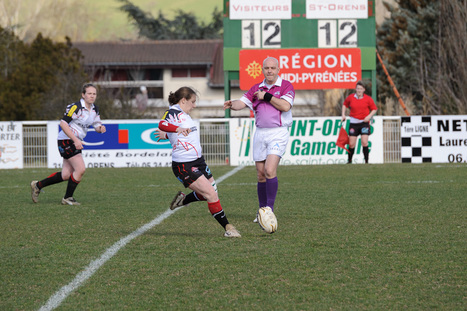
[257,182,267,208]
[266,177,278,211]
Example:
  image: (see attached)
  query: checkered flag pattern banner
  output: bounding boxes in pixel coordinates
[401,116,433,163]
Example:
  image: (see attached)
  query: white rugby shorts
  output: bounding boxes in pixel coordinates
[253,127,289,161]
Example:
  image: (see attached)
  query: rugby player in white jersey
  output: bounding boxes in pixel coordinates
[31,83,106,205]
[157,86,241,238]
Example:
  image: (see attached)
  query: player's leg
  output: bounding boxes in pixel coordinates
[253,129,268,209]
[255,160,267,207]
[348,135,358,163]
[348,123,359,163]
[188,175,218,203]
[361,134,370,163]
[62,154,86,205]
[170,175,218,209]
[61,157,73,180]
[31,170,65,203]
[37,171,64,189]
[263,154,281,211]
[31,141,69,203]
[188,175,240,237]
[170,159,215,210]
[262,128,288,211]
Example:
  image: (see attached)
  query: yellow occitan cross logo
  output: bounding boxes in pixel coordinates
[245,61,262,79]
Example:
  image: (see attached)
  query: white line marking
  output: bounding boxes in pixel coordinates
[377,180,454,184]
[38,166,244,311]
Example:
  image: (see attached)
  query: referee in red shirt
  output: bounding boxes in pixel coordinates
[341,81,378,164]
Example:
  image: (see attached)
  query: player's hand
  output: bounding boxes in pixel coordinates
[74,140,84,150]
[98,125,106,133]
[176,127,191,136]
[154,128,168,141]
[254,90,265,100]
[224,100,233,110]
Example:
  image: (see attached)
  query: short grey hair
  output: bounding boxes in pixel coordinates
[263,57,279,67]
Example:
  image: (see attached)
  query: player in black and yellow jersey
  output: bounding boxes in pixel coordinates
[31,83,106,205]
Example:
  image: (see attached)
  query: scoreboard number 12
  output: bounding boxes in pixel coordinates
[318,20,358,48]
[242,20,281,48]
[242,19,357,49]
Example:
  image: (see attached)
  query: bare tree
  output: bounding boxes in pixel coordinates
[0,0,88,42]
[377,0,467,115]
[435,0,467,114]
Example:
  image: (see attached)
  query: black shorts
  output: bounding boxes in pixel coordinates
[349,122,371,137]
[58,140,82,159]
[172,156,212,188]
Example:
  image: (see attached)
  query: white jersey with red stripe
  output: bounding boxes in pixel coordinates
[160,104,201,162]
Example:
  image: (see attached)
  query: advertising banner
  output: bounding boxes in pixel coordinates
[47,120,181,169]
[239,48,361,90]
[401,115,467,163]
[0,122,23,169]
[306,0,369,19]
[229,117,383,165]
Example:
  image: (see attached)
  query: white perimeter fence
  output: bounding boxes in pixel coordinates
[20,117,401,168]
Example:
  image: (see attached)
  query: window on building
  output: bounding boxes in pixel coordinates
[190,68,206,77]
[171,68,206,78]
[147,87,163,99]
[111,69,128,81]
[172,68,188,78]
[147,69,163,80]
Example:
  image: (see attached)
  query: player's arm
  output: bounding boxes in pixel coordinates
[254,90,291,112]
[341,97,350,122]
[93,121,106,133]
[364,109,377,123]
[341,106,348,122]
[59,120,83,150]
[154,128,168,141]
[363,98,378,122]
[268,96,291,112]
[92,106,106,133]
[61,104,84,149]
[158,120,191,136]
[95,125,106,133]
[93,122,106,133]
[224,99,247,111]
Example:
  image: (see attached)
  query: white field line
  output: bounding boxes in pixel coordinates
[38,165,244,311]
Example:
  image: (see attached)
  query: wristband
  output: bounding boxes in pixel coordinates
[263,92,273,102]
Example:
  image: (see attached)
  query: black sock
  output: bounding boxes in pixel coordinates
[348,147,355,163]
[64,175,80,198]
[213,210,229,229]
[208,201,229,229]
[363,146,369,163]
[38,172,63,189]
[183,191,205,205]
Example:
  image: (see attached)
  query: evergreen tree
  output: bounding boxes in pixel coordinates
[118,0,223,40]
[0,27,87,121]
[377,0,467,115]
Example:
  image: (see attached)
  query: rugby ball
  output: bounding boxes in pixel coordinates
[257,206,278,234]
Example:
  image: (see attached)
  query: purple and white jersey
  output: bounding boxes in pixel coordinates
[240,77,295,128]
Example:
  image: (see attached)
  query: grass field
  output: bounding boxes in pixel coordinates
[0,163,466,310]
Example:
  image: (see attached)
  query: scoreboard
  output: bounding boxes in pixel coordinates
[223,0,376,108]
